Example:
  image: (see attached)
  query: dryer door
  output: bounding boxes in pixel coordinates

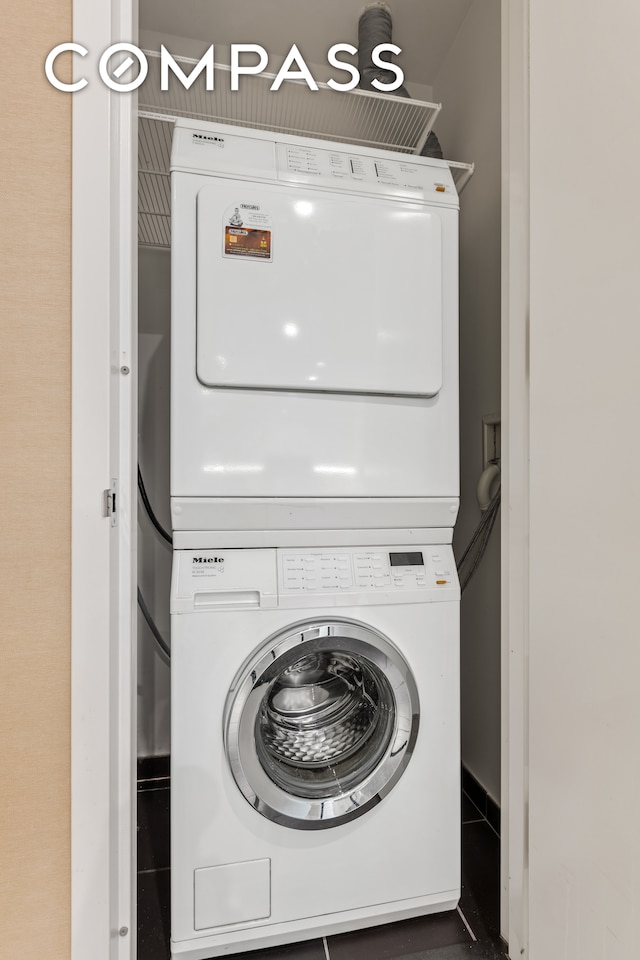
[196,179,443,397]
[224,618,419,829]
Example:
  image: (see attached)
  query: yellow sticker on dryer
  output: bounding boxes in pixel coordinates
[223,203,272,261]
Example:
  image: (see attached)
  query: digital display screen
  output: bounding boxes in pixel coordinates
[389,552,424,567]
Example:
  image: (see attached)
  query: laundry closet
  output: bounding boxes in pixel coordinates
[136,0,501,955]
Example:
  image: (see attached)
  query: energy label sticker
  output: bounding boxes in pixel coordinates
[223,203,272,261]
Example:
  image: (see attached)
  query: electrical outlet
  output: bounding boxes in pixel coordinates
[482,415,501,470]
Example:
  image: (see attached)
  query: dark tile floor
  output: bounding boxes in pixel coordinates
[138,777,507,960]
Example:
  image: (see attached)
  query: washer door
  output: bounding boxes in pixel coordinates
[224,618,419,829]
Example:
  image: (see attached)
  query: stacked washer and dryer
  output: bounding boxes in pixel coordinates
[169,117,461,960]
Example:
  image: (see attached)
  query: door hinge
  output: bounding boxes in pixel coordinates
[103,479,118,526]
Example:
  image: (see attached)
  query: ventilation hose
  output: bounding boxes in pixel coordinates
[358,2,410,98]
[477,464,501,512]
[357,3,443,158]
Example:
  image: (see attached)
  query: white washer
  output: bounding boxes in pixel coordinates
[170,120,460,537]
[171,544,460,959]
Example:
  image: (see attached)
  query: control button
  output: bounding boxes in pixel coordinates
[436,580,447,585]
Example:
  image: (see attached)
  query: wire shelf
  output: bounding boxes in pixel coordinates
[137,53,474,249]
[448,160,475,193]
[138,51,441,155]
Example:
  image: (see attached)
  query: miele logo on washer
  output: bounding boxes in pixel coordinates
[192,556,225,563]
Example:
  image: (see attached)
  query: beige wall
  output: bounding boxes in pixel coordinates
[0,6,72,958]
[528,1,640,955]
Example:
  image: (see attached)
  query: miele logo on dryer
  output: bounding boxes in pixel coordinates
[192,133,225,147]
[192,556,225,563]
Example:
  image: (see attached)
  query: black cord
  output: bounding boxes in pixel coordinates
[456,485,501,594]
[137,586,171,664]
[458,494,500,592]
[137,464,172,661]
[460,499,500,593]
[457,484,500,569]
[137,465,173,545]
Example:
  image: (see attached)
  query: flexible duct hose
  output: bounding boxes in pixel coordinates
[357,3,443,159]
[358,3,411,98]
[477,463,501,512]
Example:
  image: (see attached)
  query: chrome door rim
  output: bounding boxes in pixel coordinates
[224,618,419,830]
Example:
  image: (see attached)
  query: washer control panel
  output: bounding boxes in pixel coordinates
[171,546,459,613]
[282,553,354,592]
[278,546,457,600]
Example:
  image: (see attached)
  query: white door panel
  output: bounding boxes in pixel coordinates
[196,180,442,397]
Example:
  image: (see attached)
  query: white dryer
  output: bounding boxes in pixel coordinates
[170,544,460,959]
[170,120,460,541]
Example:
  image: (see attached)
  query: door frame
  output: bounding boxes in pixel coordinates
[71,1,137,958]
[70,1,531,957]
[500,0,530,954]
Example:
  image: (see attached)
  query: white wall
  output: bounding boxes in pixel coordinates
[527,1,640,954]
[138,246,172,757]
[433,0,502,802]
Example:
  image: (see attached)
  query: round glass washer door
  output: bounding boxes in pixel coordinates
[224,618,420,830]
